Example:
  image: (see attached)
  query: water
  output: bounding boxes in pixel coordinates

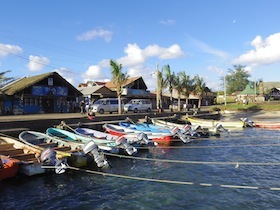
[1,128,280,209]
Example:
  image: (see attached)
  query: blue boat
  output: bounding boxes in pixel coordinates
[46,127,137,155]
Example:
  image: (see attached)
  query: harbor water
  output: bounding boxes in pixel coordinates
[1,128,280,209]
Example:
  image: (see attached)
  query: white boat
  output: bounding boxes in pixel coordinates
[19,130,109,168]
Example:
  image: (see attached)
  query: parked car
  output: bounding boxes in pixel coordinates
[124,99,152,113]
[91,98,124,114]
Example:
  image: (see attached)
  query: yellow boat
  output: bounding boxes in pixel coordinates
[186,116,246,129]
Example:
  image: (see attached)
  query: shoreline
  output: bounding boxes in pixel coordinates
[220,110,280,122]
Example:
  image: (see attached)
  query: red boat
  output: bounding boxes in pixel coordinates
[103,123,173,146]
[254,121,280,129]
[0,155,20,181]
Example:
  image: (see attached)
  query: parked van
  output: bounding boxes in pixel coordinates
[124,99,152,113]
[91,98,124,114]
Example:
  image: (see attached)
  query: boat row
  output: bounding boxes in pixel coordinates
[1,114,261,181]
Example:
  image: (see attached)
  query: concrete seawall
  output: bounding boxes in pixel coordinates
[0,111,191,137]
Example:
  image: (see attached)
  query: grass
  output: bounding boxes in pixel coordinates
[207,101,280,112]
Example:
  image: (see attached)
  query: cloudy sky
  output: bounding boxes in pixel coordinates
[1,0,280,91]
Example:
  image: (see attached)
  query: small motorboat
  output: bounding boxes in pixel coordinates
[0,155,20,181]
[254,121,280,129]
[19,130,109,168]
[103,123,174,146]
[75,127,156,147]
[46,127,137,156]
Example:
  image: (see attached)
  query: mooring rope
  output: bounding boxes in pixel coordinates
[135,143,280,150]
[102,152,280,166]
[42,165,280,191]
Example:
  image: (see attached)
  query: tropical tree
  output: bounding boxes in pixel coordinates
[179,71,193,110]
[110,59,129,114]
[224,65,251,94]
[162,64,176,111]
[0,70,13,87]
[173,72,184,111]
[193,75,206,110]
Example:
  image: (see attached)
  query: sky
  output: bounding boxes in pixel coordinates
[1,0,280,92]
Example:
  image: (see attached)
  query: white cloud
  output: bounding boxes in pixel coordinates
[81,43,184,91]
[159,19,175,26]
[191,38,228,58]
[117,43,184,67]
[27,55,50,71]
[83,62,110,83]
[0,44,22,57]
[233,33,280,66]
[55,68,75,85]
[76,29,113,42]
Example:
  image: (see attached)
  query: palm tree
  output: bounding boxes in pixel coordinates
[173,72,184,111]
[163,64,176,111]
[193,75,206,110]
[180,71,193,111]
[0,70,13,87]
[110,60,129,114]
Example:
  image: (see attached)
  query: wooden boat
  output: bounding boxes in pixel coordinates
[46,127,137,156]
[75,127,156,147]
[103,123,174,146]
[185,116,247,129]
[0,154,20,181]
[19,130,109,168]
[0,134,64,176]
[254,121,280,129]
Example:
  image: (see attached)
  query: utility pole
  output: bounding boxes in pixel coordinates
[156,62,159,110]
[224,75,227,109]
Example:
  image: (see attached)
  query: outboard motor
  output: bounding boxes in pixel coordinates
[40,147,58,166]
[83,140,109,168]
[215,123,229,133]
[170,127,190,143]
[136,132,149,144]
[115,136,137,155]
[240,118,255,127]
[40,147,68,174]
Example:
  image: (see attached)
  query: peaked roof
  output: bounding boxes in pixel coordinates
[78,85,113,96]
[105,76,144,89]
[240,84,259,95]
[1,71,81,96]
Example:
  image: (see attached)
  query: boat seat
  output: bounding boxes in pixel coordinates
[0,148,24,156]
[37,142,58,148]
[11,153,35,160]
[0,143,14,151]
[52,146,71,151]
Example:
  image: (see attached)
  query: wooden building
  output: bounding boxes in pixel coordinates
[0,72,82,114]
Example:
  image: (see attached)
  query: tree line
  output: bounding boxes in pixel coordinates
[1,63,255,115]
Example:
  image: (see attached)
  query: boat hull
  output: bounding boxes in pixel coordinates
[0,155,20,181]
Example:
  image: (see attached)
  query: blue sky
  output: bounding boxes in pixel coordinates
[1,0,280,91]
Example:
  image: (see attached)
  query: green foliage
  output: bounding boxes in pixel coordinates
[224,65,251,94]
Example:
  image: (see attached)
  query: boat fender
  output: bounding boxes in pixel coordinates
[116,136,137,155]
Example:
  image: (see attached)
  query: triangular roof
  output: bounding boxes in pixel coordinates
[77,85,113,96]
[1,71,81,96]
[240,84,259,95]
[105,76,147,89]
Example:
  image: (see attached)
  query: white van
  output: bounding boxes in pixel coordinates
[124,99,152,113]
[91,98,124,114]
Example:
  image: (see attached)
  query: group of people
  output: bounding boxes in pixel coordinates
[79,100,95,120]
